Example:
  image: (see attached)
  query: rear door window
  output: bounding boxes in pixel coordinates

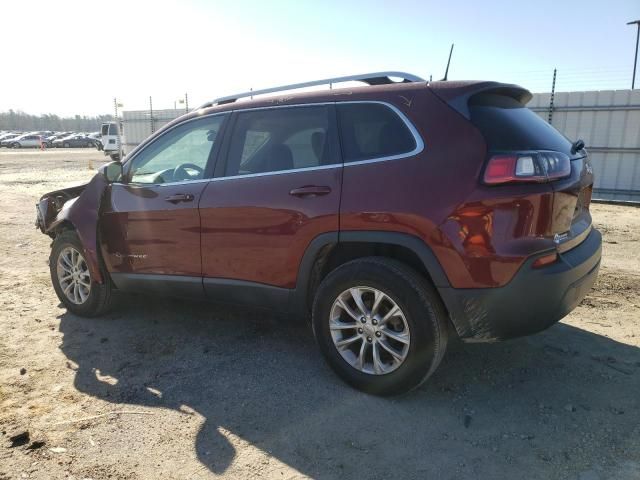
[224,105,336,176]
[337,103,417,163]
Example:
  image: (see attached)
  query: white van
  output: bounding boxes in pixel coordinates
[100,121,122,160]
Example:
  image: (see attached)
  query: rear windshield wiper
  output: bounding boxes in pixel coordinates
[571,139,585,154]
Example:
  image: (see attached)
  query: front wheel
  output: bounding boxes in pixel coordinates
[11,142,20,148]
[312,257,448,396]
[50,231,113,316]
[63,142,70,148]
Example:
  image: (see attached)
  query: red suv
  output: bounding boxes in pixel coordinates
[36,72,601,395]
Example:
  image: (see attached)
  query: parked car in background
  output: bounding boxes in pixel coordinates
[46,132,73,144]
[28,131,55,139]
[52,134,96,148]
[0,132,22,147]
[89,132,104,151]
[35,72,601,395]
[8,133,47,148]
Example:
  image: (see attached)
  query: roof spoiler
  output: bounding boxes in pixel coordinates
[429,81,532,119]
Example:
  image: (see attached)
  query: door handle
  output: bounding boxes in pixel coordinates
[165,193,194,204]
[289,186,332,197]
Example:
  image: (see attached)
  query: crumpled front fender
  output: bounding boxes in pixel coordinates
[36,184,86,233]
[37,174,109,284]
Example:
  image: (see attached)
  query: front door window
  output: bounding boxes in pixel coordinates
[127,115,225,184]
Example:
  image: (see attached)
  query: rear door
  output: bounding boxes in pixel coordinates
[99,114,228,294]
[199,104,342,300]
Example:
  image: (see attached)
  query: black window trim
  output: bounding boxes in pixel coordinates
[119,101,424,186]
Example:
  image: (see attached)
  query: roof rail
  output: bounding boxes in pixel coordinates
[197,71,425,109]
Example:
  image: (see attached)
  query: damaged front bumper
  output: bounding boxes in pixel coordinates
[35,184,86,234]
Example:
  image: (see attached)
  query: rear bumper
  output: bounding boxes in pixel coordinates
[438,228,602,342]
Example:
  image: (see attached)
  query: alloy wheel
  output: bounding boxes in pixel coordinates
[329,286,410,375]
[56,246,91,304]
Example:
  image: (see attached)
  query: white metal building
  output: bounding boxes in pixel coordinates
[530,89,640,202]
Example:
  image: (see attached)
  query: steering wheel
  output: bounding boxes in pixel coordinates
[173,163,204,182]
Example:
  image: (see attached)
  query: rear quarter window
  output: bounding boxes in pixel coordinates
[337,103,416,162]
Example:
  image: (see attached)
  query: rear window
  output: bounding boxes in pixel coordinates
[337,103,416,162]
[469,94,572,153]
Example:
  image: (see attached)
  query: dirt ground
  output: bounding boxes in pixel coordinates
[0,148,638,480]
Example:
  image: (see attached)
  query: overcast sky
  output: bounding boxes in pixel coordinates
[1,0,638,116]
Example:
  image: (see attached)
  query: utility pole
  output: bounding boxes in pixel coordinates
[628,20,640,89]
[548,68,557,124]
[185,92,189,112]
[149,96,154,134]
[114,97,118,119]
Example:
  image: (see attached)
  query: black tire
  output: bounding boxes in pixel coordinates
[63,142,70,148]
[49,230,113,317]
[312,257,448,396]
[12,142,20,148]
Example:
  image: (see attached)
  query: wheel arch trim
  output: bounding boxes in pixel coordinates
[292,230,453,315]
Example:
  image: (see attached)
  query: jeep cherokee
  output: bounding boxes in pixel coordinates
[36,72,601,395]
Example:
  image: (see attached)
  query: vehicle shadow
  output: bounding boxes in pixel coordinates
[58,294,640,479]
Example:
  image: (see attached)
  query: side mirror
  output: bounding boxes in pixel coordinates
[99,161,123,183]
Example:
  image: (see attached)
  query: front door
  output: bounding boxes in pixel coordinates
[199,104,342,300]
[99,114,227,294]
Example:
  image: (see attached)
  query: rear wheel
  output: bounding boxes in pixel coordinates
[50,231,113,316]
[11,142,20,148]
[312,257,448,396]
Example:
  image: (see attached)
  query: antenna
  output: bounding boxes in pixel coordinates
[441,43,454,81]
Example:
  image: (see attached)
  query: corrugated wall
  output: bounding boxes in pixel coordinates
[121,109,183,147]
[530,90,640,202]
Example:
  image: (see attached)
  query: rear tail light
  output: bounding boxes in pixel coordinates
[484,151,571,185]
